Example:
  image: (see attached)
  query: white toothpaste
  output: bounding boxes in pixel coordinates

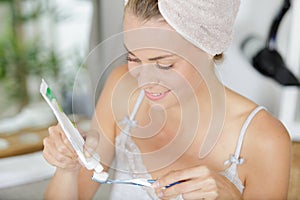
[40,79,108,180]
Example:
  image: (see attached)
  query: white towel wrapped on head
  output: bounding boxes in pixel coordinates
[124,0,241,55]
[158,0,240,55]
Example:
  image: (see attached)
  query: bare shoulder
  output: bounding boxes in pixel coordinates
[242,108,291,198]
[225,88,291,197]
[94,64,139,137]
[104,64,129,85]
[246,109,291,156]
[96,64,130,104]
[226,88,291,149]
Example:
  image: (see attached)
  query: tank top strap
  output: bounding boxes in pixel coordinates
[225,106,266,165]
[221,106,266,193]
[234,106,266,158]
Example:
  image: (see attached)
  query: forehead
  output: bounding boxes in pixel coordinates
[123,9,174,41]
[123,10,177,57]
[123,9,170,30]
[123,9,209,62]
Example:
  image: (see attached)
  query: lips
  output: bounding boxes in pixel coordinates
[144,90,170,101]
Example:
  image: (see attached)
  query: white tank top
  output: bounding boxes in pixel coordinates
[109,91,265,199]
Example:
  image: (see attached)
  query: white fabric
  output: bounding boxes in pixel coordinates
[110,90,265,197]
[158,0,240,55]
[110,133,156,200]
[110,127,183,200]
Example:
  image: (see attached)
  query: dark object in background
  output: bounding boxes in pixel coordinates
[252,47,300,86]
[241,0,300,86]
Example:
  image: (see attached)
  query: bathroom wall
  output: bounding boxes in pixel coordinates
[222,0,291,110]
[221,0,300,140]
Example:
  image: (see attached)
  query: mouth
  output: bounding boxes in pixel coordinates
[144,90,170,101]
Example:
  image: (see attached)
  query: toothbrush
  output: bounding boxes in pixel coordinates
[92,178,155,187]
[40,79,106,177]
[92,178,182,188]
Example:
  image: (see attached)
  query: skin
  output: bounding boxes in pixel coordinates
[43,9,291,200]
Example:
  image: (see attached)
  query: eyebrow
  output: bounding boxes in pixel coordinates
[124,44,174,61]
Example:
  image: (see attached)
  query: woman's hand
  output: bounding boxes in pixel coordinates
[153,165,242,200]
[43,124,99,172]
[43,124,81,172]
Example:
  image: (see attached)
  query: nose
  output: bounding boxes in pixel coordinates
[136,64,160,87]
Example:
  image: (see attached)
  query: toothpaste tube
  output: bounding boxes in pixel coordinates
[40,79,108,181]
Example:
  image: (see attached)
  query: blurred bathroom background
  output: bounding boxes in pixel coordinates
[0,0,299,199]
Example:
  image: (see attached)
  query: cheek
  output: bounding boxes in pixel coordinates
[159,70,192,93]
[177,63,202,88]
[128,63,140,78]
[185,70,202,88]
[163,67,202,101]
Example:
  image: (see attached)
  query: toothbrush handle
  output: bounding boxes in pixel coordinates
[165,181,182,188]
[147,180,183,188]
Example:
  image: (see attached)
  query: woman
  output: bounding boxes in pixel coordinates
[43,0,291,199]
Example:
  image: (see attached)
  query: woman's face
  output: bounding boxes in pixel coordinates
[123,9,212,109]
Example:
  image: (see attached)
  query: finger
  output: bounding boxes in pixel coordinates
[43,137,79,169]
[43,147,78,169]
[49,126,76,158]
[159,177,216,199]
[82,129,99,157]
[154,166,210,190]
[44,135,78,163]
[182,190,218,200]
[56,124,77,154]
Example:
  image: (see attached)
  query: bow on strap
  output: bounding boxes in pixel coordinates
[224,154,244,166]
[119,116,138,128]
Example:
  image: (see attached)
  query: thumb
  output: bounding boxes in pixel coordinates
[82,129,99,158]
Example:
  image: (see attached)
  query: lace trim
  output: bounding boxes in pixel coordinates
[220,153,245,194]
[115,117,157,199]
[220,164,245,193]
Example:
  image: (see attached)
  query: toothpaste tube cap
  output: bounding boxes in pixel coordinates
[85,154,104,173]
[92,171,109,182]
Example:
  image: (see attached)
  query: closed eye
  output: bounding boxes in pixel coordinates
[156,63,173,70]
[127,55,173,70]
[126,56,141,63]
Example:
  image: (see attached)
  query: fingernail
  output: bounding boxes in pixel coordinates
[85,147,94,158]
[158,191,164,198]
[84,151,92,158]
[152,181,159,188]
[72,154,78,160]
